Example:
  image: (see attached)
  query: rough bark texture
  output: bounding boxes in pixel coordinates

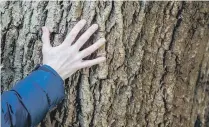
[1,1,209,127]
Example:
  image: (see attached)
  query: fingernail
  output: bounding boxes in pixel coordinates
[92,24,99,29]
[101,38,106,42]
[101,57,106,61]
[81,19,87,24]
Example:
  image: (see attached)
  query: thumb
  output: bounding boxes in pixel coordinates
[42,26,52,51]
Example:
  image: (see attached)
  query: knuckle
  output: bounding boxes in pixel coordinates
[74,53,82,61]
[81,36,88,41]
[86,48,92,54]
[89,29,95,34]
[71,45,79,52]
[70,31,77,37]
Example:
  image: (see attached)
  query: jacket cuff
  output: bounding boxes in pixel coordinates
[37,65,65,108]
[12,65,65,126]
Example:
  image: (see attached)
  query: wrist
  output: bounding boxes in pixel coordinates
[34,64,64,82]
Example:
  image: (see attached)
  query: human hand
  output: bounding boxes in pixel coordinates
[41,19,106,80]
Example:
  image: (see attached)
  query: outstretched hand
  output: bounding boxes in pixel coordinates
[41,19,106,80]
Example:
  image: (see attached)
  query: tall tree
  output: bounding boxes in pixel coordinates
[1,1,209,127]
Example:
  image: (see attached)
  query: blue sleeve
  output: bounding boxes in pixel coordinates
[1,65,65,127]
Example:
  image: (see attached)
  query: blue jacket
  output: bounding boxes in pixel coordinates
[1,65,65,127]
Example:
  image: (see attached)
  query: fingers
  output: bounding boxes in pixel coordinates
[74,24,98,49]
[42,26,52,50]
[78,38,106,59]
[63,19,87,46]
[76,57,106,69]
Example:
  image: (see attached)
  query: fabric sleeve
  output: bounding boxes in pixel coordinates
[1,64,65,127]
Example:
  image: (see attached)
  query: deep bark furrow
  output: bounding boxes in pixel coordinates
[1,1,209,127]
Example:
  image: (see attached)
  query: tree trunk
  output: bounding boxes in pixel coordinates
[1,1,209,127]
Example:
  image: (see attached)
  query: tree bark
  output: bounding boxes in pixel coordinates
[1,1,209,127]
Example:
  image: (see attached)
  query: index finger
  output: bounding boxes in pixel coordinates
[73,24,98,49]
[62,19,87,46]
